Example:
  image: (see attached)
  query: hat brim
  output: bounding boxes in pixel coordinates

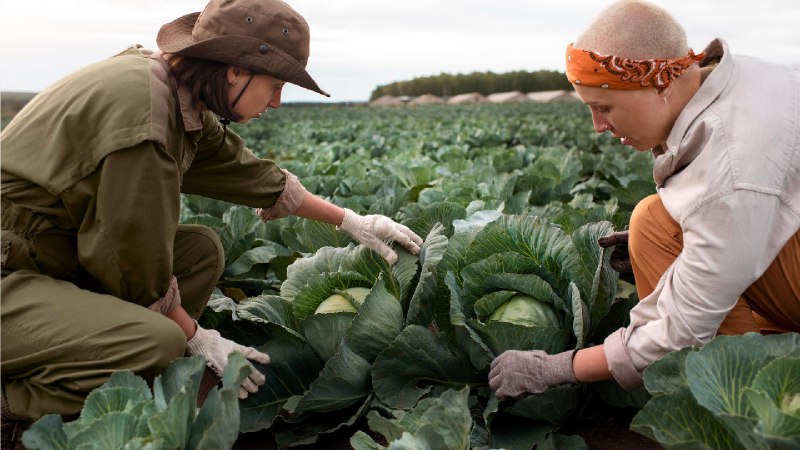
[157,12,329,97]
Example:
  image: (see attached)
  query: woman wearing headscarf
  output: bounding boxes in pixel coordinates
[0,0,422,423]
[489,0,799,397]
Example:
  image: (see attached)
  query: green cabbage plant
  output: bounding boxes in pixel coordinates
[436,214,619,448]
[447,214,617,359]
[631,332,800,449]
[215,225,453,448]
[22,355,251,450]
[350,387,473,450]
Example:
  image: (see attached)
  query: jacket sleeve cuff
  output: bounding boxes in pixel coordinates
[603,328,644,390]
[148,276,181,315]
[256,169,308,222]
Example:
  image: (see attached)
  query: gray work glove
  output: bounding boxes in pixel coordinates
[598,230,632,273]
[488,349,577,399]
[186,323,271,399]
[337,208,423,265]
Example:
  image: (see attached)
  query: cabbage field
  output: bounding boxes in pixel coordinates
[199,101,659,449]
[28,101,783,449]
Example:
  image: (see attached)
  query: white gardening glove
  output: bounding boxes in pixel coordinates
[488,349,577,399]
[337,208,423,265]
[186,323,271,399]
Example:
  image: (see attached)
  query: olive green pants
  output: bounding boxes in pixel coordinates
[1,224,224,419]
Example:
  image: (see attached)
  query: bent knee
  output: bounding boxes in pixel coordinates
[180,225,224,266]
[125,316,187,375]
[629,194,682,253]
[174,225,225,318]
[629,194,663,234]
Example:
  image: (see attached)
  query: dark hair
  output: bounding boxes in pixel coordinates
[165,54,242,122]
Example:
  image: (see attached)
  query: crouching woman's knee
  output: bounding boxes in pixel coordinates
[123,315,187,378]
[628,194,681,256]
[174,224,225,318]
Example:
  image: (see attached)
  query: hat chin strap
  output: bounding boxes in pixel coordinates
[219,71,255,125]
[217,73,256,152]
[231,73,256,109]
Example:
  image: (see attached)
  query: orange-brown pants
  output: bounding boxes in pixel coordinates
[628,194,800,335]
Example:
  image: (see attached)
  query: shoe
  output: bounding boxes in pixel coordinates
[1,419,32,450]
[1,396,33,450]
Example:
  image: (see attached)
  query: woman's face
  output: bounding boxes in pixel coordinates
[574,84,673,151]
[227,68,285,123]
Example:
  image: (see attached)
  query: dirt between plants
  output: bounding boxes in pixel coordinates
[232,405,664,450]
[561,405,664,450]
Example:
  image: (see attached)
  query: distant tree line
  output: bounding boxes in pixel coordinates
[369,70,572,101]
[1,91,37,116]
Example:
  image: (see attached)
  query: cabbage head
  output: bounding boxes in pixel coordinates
[315,287,372,314]
[487,294,561,328]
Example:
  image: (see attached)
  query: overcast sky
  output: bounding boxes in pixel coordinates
[1,0,798,102]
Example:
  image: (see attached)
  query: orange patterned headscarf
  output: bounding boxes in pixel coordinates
[565,43,704,90]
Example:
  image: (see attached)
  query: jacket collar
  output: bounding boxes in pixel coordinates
[653,39,733,186]
[151,52,205,132]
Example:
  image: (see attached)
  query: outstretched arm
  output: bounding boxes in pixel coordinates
[292,192,346,225]
[292,193,423,265]
[573,345,612,382]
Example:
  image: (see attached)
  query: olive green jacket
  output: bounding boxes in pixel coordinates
[1,46,298,308]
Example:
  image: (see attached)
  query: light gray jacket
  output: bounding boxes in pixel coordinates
[605,39,800,388]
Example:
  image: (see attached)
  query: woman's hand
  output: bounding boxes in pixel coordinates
[338,208,423,265]
[598,230,632,273]
[186,323,271,399]
[488,349,577,399]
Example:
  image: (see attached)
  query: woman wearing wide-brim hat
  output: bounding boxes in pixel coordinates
[0,0,422,424]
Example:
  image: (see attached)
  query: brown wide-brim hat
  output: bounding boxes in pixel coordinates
[157,0,329,97]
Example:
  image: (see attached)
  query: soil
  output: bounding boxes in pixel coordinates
[561,404,664,450]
